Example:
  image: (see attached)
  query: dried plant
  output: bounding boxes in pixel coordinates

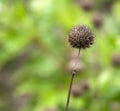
[66,25,94,111]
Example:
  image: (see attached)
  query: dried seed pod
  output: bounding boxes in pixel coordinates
[112,53,120,67]
[80,80,90,92]
[80,0,94,11]
[71,84,83,97]
[92,12,104,28]
[68,25,94,49]
[66,59,85,74]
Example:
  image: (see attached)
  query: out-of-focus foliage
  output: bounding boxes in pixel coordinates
[0,0,120,111]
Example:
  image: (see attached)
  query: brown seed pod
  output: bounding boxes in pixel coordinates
[68,25,94,49]
[66,59,85,74]
[71,84,83,97]
[92,12,104,28]
[80,80,90,92]
[112,53,120,67]
[80,0,94,11]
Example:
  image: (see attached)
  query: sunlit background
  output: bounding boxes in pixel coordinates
[0,0,120,111]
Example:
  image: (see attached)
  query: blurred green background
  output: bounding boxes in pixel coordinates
[0,0,120,111]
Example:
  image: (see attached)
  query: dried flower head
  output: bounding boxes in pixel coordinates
[112,53,120,67]
[80,0,94,11]
[80,80,90,92]
[71,84,83,97]
[92,12,104,28]
[66,59,85,74]
[68,25,94,49]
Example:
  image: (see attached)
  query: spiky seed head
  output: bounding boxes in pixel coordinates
[68,25,94,49]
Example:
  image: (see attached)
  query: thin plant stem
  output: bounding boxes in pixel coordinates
[74,48,80,70]
[66,48,80,111]
[66,74,75,111]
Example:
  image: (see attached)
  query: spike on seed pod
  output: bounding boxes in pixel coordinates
[68,25,94,49]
